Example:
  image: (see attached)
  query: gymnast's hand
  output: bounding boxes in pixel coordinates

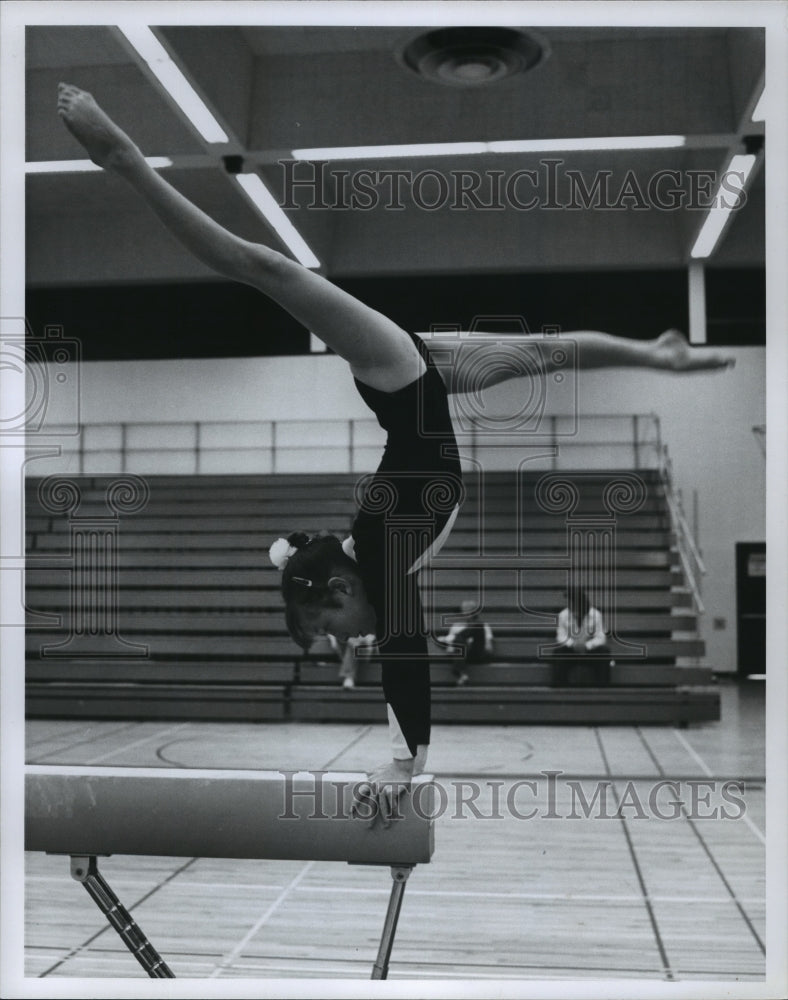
[352,758,414,828]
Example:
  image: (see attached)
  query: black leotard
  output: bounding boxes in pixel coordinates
[350,333,462,758]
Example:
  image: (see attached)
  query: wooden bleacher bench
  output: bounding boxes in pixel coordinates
[24,633,705,660]
[24,471,720,726]
[24,589,694,614]
[287,682,719,726]
[25,681,290,721]
[23,610,693,635]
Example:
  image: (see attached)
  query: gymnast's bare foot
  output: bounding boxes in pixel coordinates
[57,83,141,172]
[653,328,735,371]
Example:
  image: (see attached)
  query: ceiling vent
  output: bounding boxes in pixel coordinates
[401,27,548,86]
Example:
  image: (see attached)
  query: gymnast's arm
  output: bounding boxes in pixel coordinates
[359,655,429,824]
[380,654,431,773]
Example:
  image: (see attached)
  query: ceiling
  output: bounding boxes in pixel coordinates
[25,23,765,285]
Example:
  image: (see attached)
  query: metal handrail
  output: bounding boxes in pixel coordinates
[669,492,706,576]
[658,445,706,616]
[752,424,766,458]
[664,492,706,616]
[30,413,663,476]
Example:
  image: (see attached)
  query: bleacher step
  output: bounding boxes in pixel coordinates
[23,470,712,727]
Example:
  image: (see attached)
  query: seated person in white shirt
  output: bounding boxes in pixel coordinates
[550,586,612,687]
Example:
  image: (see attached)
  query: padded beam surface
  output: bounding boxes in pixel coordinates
[25,766,434,864]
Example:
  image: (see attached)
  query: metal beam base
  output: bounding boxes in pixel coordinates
[371,865,413,980]
[70,856,174,978]
[67,855,415,979]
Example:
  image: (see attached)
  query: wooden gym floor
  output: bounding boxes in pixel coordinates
[24,679,765,983]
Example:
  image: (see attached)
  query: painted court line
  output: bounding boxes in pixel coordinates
[27,721,140,762]
[293,886,765,905]
[26,720,111,748]
[25,763,379,780]
[209,861,316,979]
[321,724,373,769]
[28,952,672,980]
[28,948,764,982]
[435,771,765,781]
[227,960,668,980]
[22,876,765,907]
[639,729,765,957]
[672,729,717,777]
[673,729,765,845]
[595,728,675,981]
[84,722,194,764]
[680,810,766,955]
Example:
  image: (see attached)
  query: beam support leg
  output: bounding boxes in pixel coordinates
[370,864,413,980]
[70,855,175,978]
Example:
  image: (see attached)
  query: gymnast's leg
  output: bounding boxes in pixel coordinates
[426,327,734,396]
[56,83,423,393]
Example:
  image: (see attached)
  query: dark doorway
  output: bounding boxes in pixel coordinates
[736,542,766,676]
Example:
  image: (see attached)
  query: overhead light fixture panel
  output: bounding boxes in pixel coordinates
[400,27,549,87]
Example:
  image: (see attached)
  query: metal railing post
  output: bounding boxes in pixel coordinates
[693,489,700,549]
[28,412,669,478]
[470,417,477,466]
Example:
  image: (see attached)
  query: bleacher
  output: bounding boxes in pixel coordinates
[24,471,720,726]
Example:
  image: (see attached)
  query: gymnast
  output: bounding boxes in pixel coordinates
[57,83,733,820]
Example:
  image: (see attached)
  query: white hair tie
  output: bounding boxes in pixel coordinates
[269,537,297,570]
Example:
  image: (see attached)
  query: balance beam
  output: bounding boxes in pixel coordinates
[25,766,434,979]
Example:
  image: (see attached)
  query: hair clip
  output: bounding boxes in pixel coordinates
[269,537,297,570]
[291,576,313,588]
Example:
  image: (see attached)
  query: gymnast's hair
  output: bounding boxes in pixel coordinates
[272,531,360,649]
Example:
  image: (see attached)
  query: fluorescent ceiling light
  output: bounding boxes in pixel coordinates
[488,135,686,153]
[292,135,686,160]
[117,24,229,144]
[690,153,757,259]
[292,142,488,160]
[751,90,765,122]
[235,173,320,269]
[26,157,172,174]
[116,26,317,268]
